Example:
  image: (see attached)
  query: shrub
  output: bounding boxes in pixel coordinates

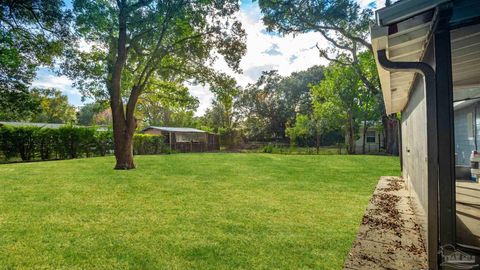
[0,125,17,160]
[133,134,165,155]
[0,125,168,163]
[0,126,41,161]
[94,129,113,156]
[262,143,274,153]
[36,128,56,160]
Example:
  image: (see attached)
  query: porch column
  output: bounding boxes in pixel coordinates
[435,6,456,247]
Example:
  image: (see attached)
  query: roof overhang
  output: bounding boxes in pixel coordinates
[372,0,480,114]
[143,126,207,133]
[376,0,449,26]
[371,10,436,114]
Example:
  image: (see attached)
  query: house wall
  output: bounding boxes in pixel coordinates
[454,102,479,166]
[141,128,219,152]
[400,42,435,254]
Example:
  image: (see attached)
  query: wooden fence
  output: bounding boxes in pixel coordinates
[172,142,219,152]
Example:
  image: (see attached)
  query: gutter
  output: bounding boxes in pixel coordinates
[377,49,439,269]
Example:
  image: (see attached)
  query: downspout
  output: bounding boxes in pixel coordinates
[377,49,439,269]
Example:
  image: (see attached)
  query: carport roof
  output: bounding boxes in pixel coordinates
[144,126,207,133]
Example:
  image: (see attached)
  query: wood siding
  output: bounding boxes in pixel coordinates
[142,128,219,152]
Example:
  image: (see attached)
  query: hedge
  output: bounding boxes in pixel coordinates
[0,125,166,162]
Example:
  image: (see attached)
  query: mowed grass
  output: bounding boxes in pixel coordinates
[0,153,399,269]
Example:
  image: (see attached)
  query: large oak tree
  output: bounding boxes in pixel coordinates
[65,0,246,169]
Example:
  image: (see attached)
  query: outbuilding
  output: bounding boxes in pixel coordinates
[141,126,219,152]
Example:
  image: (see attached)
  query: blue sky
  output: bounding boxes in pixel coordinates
[32,0,384,115]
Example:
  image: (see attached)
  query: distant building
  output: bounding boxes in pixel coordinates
[0,121,109,131]
[0,121,66,129]
[351,127,384,154]
[141,126,219,152]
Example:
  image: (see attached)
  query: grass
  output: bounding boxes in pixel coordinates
[0,153,399,269]
[251,146,349,155]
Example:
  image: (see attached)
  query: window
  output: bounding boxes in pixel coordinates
[366,131,376,143]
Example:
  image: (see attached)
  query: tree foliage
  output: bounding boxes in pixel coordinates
[0,0,72,120]
[136,80,199,128]
[77,102,109,126]
[311,62,361,154]
[30,88,77,124]
[238,66,324,141]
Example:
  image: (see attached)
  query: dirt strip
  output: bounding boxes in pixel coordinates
[343,176,428,270]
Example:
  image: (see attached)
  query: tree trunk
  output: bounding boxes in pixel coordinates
[347,112,355,154]
[382,115,399,156]
[110,5,136,170]
[362,119,367,154]
[112,105,137,170]
[316,131,320,154]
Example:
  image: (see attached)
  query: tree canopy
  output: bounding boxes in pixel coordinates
[238,66,324,141]
[0,0,72,120]
[30,88,76,124]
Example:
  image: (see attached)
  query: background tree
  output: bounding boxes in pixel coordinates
[285,114,312,146]
[0,0,71,121]
[94,108,113,126]
[136,80,199,128]
[258,0,399,155]
[357,52,382,153]
[238,66,324,142]
[238,70,285,141]
[311,62,362,154]
[202,75,241,147]
[65,0,246,169]
[77,102,108,126]
[30,88,76,124]
[311,100,344,153]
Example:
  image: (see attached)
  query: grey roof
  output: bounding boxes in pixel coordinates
[144,126,206,133]
[0,122,109,131]
[0,121,66,129]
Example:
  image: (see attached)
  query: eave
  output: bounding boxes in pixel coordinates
[371,11,435,114]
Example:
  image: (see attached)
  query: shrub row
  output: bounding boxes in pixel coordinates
[0,125,167,162]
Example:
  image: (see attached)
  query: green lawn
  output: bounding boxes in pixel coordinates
[0,153,399,269]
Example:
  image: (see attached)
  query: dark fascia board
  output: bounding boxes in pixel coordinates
[376,0,450,26]
[450,0,480,28]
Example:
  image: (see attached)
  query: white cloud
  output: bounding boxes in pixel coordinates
[357,0,386,9]
[187,83,215,116]
[32,73,74,93]
[32,68,93,106]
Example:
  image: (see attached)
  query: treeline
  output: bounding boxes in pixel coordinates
[197,66,345,148]
[197,60,382,154]
[0,125,168,162]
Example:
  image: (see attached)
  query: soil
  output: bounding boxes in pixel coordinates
[344,177,428,269]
